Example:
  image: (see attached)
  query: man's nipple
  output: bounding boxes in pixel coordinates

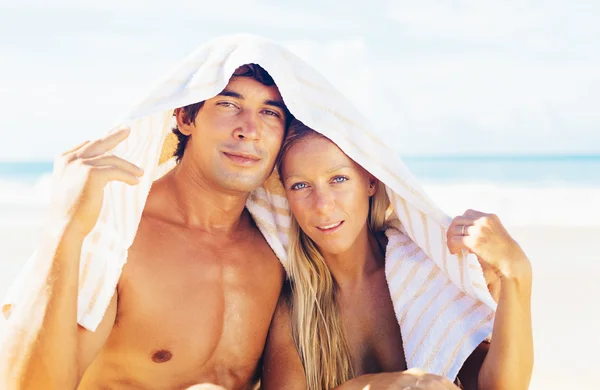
[151,349,173,363]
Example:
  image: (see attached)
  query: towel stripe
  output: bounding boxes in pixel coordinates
[420,211,432,258]
[397,266,441,325]
[423,301,484,369]
[442,312,495,374]
[403,279,451,341]
[391,251,428,303]
[440,226,449,275]
[408,290,466,363]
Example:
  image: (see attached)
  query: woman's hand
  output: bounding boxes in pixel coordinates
[446,210,534,390]
[446,209,532,290]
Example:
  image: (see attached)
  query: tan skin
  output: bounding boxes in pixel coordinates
[0,74,287,390]
[262,135,533,390]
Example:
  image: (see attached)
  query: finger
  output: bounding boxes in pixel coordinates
[62,140,91,156]
[94,166,140,186]
[447,218,475,241]
[447,235,475,255]
[449,216,475,229]
[80,127,131,158]
[85,155,144,176]
[462,209,486,218]
[447,223,473,238]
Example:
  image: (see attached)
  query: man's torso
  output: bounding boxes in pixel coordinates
[78,211,284,390]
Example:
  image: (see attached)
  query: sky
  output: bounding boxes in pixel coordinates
[0,0,599,160]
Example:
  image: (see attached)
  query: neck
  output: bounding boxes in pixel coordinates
[161,159,251,235]
[321,225,384,289]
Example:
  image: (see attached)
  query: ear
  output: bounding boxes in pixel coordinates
[174,108,194,136]
[368,176,378,197]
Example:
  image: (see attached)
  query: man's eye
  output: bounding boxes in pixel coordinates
[217,102,238,109]
[263,109,281,118]
[291,182,307,190]
[332,176,348,183]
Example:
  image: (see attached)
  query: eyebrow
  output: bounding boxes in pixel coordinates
[284,165,353,180]
[218,89,287,112]
[326,164,353,174]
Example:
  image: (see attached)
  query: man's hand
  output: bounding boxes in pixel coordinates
[50,127,143,237]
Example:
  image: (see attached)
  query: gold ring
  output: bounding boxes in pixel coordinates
[461,225,467,235]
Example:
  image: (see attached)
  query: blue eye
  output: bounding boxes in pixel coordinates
[332,176,348,183]
[291,182,308,190]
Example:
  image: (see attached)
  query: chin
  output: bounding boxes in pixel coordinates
[216,171,271,193]
[314,239,353,256]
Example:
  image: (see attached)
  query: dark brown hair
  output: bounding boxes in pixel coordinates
[172,63,289,162]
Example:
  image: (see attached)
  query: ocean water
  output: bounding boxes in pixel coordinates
[0,156,599,227]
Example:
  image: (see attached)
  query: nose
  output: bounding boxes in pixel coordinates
[232,110,260,141]
[314,186,335,214]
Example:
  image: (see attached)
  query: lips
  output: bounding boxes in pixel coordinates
[316,221,344,234]
[223,151,261,166]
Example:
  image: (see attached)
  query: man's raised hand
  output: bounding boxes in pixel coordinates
[50,127,143,237]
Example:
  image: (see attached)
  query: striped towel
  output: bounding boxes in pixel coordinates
[2,34,495,380]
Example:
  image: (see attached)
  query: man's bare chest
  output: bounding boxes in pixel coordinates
[116,247,279,353]
[91,236,283,388]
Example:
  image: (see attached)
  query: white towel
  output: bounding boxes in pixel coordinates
[2,34,495,380]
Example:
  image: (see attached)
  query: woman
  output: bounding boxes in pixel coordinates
[262,120,533,390]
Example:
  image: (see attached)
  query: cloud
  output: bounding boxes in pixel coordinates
[0,0,355,31]
[1,1,599,159]
[283,39,377,115]
[387,0,600,55]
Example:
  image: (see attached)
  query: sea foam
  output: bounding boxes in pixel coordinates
[0,175,598,228]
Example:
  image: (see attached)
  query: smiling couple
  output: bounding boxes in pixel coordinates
[0,35,533,390]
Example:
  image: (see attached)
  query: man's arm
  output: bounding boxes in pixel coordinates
[0,226,118,389]
[0,128,141,389]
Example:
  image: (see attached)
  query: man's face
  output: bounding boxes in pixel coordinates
[179,75,287,194]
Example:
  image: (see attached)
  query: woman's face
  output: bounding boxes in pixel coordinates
[281,134,376,256]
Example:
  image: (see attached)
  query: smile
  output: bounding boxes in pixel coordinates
[316,221,344,233]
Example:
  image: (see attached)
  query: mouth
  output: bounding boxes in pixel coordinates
[223,151,261,166]
[316,221,344,234]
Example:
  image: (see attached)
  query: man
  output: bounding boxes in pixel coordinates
[0,64,288,389]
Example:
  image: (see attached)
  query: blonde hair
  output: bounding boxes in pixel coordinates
[278,119,390,389]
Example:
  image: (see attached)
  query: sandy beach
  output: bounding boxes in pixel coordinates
[0,221,598,389]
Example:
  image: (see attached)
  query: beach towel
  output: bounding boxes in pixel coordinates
[2,34,496,380]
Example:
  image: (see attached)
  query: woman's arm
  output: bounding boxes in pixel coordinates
[449,210,534,390]
[478,262,533,390]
